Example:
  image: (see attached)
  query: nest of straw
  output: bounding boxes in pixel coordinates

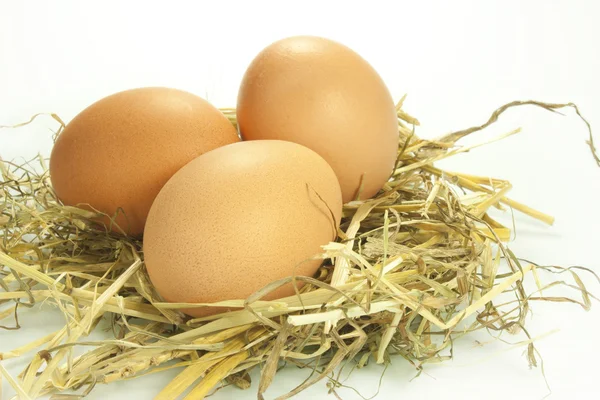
[0,99,598,399]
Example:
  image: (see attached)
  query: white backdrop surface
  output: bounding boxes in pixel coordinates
[1,1,599,399]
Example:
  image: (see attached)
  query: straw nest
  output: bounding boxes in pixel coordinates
[0,99,598,399]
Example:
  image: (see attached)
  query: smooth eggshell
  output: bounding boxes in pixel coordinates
[143,140,343,317]
[50,87,239,235]
[237,35,399,203]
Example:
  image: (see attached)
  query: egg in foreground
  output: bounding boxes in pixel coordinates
[237,35,399,203]
[50,87,240,235]
[143,140,343,317]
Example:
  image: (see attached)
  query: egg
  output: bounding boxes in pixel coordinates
[143,140,342,317]
[237,35,400,203]
[50,87,239,236]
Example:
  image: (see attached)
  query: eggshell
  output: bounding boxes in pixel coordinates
[237,35,399,203]
[50,87,239,235]
[143,140,343,317]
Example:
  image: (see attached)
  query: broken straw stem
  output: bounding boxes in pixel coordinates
[423,165,555,225]
[288,264,532,330]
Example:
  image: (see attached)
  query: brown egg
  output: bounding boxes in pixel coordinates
[237,36,400,203]
[50,87,239,236]
[143,140,342,317]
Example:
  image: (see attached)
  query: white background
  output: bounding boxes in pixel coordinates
[1,1,599,399]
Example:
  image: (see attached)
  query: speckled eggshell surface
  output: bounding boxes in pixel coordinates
[237,35,400,203]
[143,140,343,317]
[49,87,240,236]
